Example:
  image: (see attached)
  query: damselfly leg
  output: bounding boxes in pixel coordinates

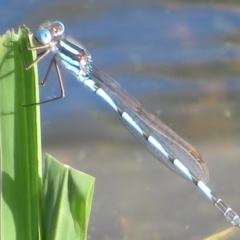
[12,24,65,106]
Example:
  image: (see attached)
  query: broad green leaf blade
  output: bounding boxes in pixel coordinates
[0,27,42,239]
[43,155,95,240]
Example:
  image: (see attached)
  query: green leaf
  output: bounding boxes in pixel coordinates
[0,26,95,240]
[43,155,95,240]
[0,27,42,239]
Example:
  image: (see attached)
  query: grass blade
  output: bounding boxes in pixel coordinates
[43,155,95,240]
[1,26,95,240]
[0,27,42,240]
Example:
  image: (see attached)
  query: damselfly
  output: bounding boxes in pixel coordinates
[15,21,240,227]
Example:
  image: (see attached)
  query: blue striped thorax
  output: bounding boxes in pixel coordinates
[58,38,92,81]
[37,21,92,82]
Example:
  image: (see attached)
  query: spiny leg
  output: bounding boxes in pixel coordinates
[11,26,65,106]
[11,40,51,70]
[39,55,65,101]
[23,55,65,106]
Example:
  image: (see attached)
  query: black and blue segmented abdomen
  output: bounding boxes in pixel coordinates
[91,64,209,183]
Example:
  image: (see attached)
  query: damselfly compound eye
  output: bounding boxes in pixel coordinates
[37,29,52,45]
[51,21,65,36]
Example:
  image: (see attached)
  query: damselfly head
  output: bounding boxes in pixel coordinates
[37,21,65,45]
[49,21,65,37]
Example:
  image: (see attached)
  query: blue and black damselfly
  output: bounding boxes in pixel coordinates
[14,21,240,228]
